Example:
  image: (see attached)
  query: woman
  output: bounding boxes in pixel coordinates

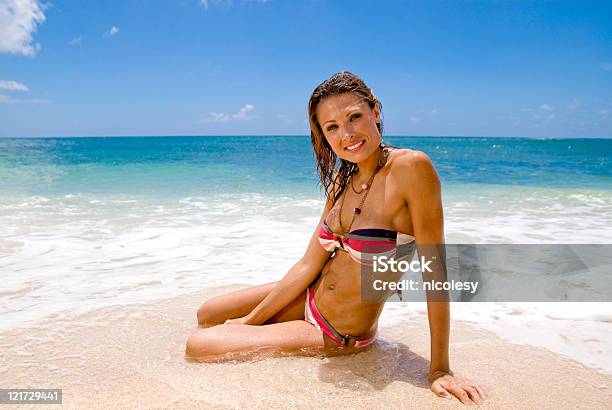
[186,71,485,404]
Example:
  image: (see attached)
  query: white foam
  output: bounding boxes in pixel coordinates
[379,301,612,374]
[0,193,318,330]
[444,186,612,244]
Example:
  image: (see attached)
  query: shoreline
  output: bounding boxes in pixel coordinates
[1,285,610,408]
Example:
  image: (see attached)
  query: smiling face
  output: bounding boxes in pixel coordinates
[316,93,382,163]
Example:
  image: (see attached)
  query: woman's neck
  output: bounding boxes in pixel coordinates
[354,144,383,181]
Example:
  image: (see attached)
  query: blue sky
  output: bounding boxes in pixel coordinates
[1,0,611,138]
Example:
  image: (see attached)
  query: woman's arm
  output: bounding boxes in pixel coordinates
[238,196,335,326]
[397,151,485,405]
[399,151,450,376]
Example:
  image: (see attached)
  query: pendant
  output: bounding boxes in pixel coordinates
[354,207,361,215]
[361,183,368,190]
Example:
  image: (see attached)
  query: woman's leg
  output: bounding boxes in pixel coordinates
[196,281,306,327]
[186,320,369,362]
[188,282,370,361]
[186,320,326,362]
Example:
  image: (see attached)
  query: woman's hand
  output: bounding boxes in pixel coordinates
[224,316,251,325]
[430,373,486,405]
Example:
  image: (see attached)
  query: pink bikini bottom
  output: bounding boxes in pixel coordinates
[304,284,376,348]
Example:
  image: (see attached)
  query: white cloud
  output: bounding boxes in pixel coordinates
[103,26,119,38]
[200,0,271,11]
[69,36,81,46]
[0,0,45,56]
[202,112,231,123]
[0,80,28,91]
[0,79,49,103]
[200,0,229,10]
[232,103,254,120]
[408,116,420,124]
[539,104,554,111]
[600,62,612,72]
[201,104,256,123]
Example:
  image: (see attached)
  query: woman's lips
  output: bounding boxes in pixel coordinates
[345,139,365,152]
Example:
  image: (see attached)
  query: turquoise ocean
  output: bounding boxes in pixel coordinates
[1,136,609,196]
[1,136,611,371]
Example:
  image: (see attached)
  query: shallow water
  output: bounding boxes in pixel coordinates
[1,289,610,408]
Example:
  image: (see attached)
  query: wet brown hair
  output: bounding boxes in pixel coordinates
[308,71,384,204]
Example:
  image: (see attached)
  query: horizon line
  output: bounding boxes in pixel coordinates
[1,134,611,140]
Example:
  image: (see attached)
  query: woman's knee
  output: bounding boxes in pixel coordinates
[185,327,234,362]
[185,331,205,360]
[196,298,223,327]
[186,329,217,361]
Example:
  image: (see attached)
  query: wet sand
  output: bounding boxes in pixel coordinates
[1,285,610,409]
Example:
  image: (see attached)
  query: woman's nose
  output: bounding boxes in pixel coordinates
[343,123,355,139]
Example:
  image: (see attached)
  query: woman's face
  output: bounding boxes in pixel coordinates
[316,93,381,163]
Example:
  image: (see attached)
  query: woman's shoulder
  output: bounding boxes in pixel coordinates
[387,147,437,178]
[385,147,440,198]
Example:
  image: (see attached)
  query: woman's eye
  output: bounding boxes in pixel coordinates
[350,113,361,121]
[327,124,337,132]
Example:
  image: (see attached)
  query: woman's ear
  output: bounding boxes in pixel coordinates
[373,101,381,122]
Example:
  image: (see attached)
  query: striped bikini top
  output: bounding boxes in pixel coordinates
[318,218,402,265]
